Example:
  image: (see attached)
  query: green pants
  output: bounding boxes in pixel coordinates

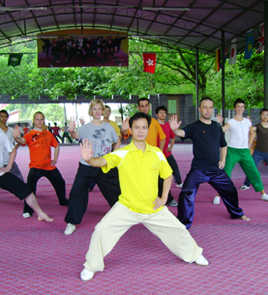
[225,147,263,192]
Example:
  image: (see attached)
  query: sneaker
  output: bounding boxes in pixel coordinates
[80,268,94,281]
[195,254,209,266]
[22,212,31,218]
[213,196,220,205]
[261,193,268,201]
[176,183,183,188]
[64,223,76,235]
[167,199,178,207]
[240,185,250,190]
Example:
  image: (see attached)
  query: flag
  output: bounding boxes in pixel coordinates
[143,53,156,73]
[256,23,264,54]
[220,46,228,69]
[229,38,237,65]
[244,29,254,60]
[8,53,23,67]
[214,49,220,72]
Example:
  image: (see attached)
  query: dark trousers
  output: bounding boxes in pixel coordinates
[24,167,66,214]
[167,154,182,184]
[54,134,62,143]
[178,169,244,229]
[64,163,121,225]
[158,178,174,204]
[62,132,73,143]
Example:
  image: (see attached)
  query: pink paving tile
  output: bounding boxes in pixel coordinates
[1,143,268,294]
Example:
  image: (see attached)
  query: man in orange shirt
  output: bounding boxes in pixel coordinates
[121,98,166,150]
[13,111,68,218]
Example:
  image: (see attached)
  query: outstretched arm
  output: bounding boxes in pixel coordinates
[69,118,79,139]
[0,147,17,173]
[169,115,185,137]
[80,139,107,167]
[13,126,26,144]
[120,117,130,136]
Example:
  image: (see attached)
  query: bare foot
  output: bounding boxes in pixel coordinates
[38,212,54,222]
[241,215,250,221]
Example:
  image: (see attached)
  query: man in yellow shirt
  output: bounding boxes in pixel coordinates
[79,112,209,281]
[121,98,177,207]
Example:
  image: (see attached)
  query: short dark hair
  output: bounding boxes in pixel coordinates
[0,109,9,118]
[104,105,111,111]
[199,97,214,107]
[233,98,245,108]
[260,108,268,116]
[129,112,151,128]
[137,97,149,106]
[155,105,167,114]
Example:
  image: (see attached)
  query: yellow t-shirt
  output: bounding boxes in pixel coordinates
[109,120,121,137]
[102,141,172,214]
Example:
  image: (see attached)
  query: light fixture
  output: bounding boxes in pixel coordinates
[142,7,190,11]
[0,7,47,11]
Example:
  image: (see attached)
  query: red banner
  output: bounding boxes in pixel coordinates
[143,53,156,73]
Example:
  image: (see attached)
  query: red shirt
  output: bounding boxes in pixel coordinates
[157,122,175,158]
[51,126,60,136]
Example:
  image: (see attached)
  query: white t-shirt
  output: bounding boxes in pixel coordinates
[0,130,13,168]
[227,118,251,149]
[2,127,16,165]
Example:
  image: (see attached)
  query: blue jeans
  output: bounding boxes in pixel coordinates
[244,150,268,187]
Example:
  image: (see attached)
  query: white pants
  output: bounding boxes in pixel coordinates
[84,202,202,272]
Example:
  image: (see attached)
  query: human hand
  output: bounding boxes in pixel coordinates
[169,115,182,131]
[216,114,223,125]
[218,160,225,169]
[121,117,130,132]
[153,197,166,210]
[69,117,76,132]
[80,139,94,162]
[13,125,21,138]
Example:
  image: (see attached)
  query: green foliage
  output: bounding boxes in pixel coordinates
[0,38,265,114]
[4,103,64,125]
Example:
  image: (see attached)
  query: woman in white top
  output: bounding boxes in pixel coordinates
[213,98,267,205]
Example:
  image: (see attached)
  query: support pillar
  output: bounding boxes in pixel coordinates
[221,30,225,123]
[195,47,199,119]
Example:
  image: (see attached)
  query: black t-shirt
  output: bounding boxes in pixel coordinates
[182,120,227,171]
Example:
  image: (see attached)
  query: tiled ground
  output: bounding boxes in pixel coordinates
[1,144,268,295]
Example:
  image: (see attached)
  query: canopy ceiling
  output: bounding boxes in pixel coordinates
[0,0,265,54]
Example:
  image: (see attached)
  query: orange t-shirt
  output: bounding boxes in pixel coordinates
[126,117,166,147]
[24,130,58,170]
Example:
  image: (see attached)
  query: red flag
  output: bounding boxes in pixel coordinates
[229,38,237,65]
[143,53,156,73]
[256,23,264,54]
